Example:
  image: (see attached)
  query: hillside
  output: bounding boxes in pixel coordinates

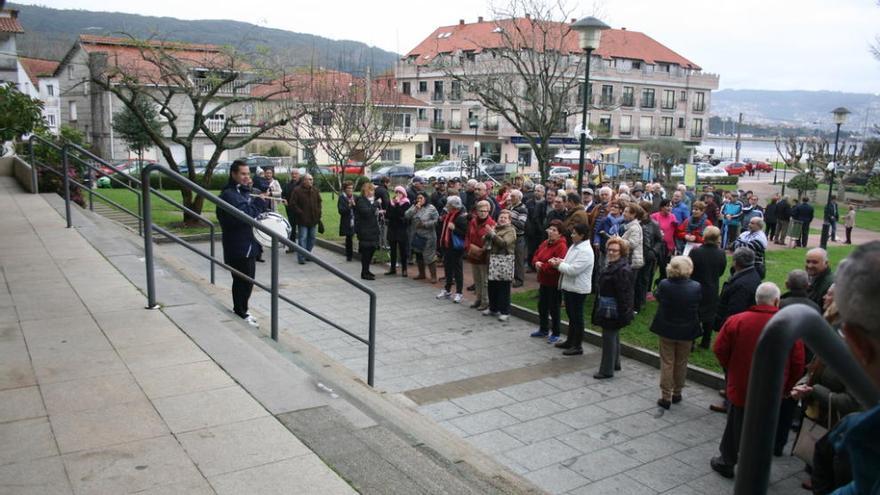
[8,3,400,75]
[711,89,880,132]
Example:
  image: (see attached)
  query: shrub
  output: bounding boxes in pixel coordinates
[788,173,818,197]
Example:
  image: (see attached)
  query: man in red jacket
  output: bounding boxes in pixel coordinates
[710,282,805,479]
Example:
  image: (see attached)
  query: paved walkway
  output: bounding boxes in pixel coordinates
[157,223,809,494]
[0,177,355,494]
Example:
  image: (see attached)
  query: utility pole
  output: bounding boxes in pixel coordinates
[734,112,743,163]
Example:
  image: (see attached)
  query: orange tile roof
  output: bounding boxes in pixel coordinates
[78,35,242,83]
[255,69,429,108]
[0,10,24,34]
[19,57,60,85]
[405,19,701,70]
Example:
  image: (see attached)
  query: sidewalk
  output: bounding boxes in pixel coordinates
[0,177,355,494]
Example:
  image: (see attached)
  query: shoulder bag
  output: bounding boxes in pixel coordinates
[792,393,833,465]
[488,254,515,281]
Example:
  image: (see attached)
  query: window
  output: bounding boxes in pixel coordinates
[641,88,655,108]
[311,111,332,126]
[693,92,705,112]
[69,101,77,121]
[433,81,444,101]
[83,81,89,95]
[577,82,592,103]
[632,61,641,70]
[661,117,674,136]
[619,115,632,135]
[599,115,612,134]
[692,118,704,137]
[433,109,443,122]
[47,114,56,127]
[680,90,687,102]
[418,81,427,93]
[450,80,461,101]
[46,84,54,96]
[678,117,685,129]
[380,149,402,163]
[450,108,461,129]
[67,65,74,79]
[402,82,411,95]
[600,85,613,105]
[621,86,634,107]
[418,108,427,120]
[639,116,653,136]
[464,51,475,62]
[662,90,675,109]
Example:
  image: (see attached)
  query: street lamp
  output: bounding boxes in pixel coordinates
[469,106,480,178]
[819,106,850,249]
[571,16,610,195]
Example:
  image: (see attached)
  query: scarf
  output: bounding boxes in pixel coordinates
[391,186,410,206]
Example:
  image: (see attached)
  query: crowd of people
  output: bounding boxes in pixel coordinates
[220,160,877,491]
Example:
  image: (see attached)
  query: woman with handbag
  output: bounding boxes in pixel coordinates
[590,236,634,377]
[549,223,595,356]
[354,182,381,280]
[465,200,496,311]
[650,255,702,409]
[483,209,516,322]
[530,220,568,343]
[437,196,468,303]
[405,192,439,283]
[385,186,411,277]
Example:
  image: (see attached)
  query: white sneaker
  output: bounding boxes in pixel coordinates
[498,314,509,322]
[453,293,463,304]
[482,308,499,316]
[436,289,451,300]
[243,314,260,328]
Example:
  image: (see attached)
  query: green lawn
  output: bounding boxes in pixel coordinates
[512,244,857,373]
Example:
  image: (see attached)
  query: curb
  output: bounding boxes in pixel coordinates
[509,303,726,390]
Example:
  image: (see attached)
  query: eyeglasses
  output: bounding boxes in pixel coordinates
[607,247,620,252]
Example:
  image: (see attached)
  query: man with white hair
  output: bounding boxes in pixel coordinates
[805,247,834,309]
[733,216,769,278]
[710,281,805,479]
[826,241,880,493]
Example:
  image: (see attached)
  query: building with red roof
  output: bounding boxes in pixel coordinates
[0,9,25,87]
[396,17,720,171]
[18,56,61,134]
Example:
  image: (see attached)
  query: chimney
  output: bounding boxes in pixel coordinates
[478,16,483,23]
[621,27,626,31]
[459,19,465,25]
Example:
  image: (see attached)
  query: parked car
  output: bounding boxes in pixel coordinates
[178,159,210,175]
[371,164,415,185]
[698,165,729,178]
[415,163,468,181]
[548,166,573,179]
[723,162,749,176]
[98,159,157,177]
[750,160,773,173]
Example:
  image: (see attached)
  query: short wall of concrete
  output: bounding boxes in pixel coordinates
[0,156,12,176]
[1,155,37,193]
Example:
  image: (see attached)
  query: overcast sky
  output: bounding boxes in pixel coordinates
[30,0,880,93]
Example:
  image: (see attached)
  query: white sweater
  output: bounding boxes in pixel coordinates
[557,241,595,294]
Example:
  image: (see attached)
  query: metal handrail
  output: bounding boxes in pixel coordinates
[140,164,377,386]
[27,136,216,284]
[735,305,880,495]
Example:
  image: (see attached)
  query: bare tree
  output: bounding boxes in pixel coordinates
[437,0,585,180]
[89,35,302,224]
[774,135,808,173]
[274,70,411,193]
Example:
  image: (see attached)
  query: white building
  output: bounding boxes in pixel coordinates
[19,57,61,134]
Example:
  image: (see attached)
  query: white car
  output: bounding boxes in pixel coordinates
[548,166,573,178]
[697,165,728,178]
[414,163,469,181]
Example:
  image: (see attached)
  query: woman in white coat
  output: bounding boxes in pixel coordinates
[621,203,644,271]
[549,222,596,356]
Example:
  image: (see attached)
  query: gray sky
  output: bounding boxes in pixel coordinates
[32,0,880,93]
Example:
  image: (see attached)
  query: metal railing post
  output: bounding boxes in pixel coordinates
[141,169,159,309]
[367,294,376,387]
[61,145,72,228]
[270,238,279,341]
[137,190,144,236]
[88,167,94,211]
[29,137,38,194]
[209,225,216,285]
[735,305,880,495]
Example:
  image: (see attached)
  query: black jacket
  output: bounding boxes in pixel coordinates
[824,201,839,223]
[354,195,381,248]
[375,185,390,210]
[715,265,762,329]
[526,199,548,240]
[386,201,411,242]
[337,193,356,237]
[591,258,634,330]
[791,202,815,224]
[651,278,703,341]
[779,289,822,313]
[776,200,792,221]
[217,181,266,261]
[689,244,728,322]
[640,218,664,264]
[764,201,778,224]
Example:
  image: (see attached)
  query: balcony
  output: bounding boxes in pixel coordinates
[660,102,676,111]
[449,91,462,102]
[206,119,251,134]
[619,128,632,136]
[620,97,634,108]
[484,122,499,133]
[449,120,462,132]
[659,127,675,137]
[596,96,616,108]
[692,103,706,112]
[639,127,656,137]
[432,92,444,102]
[194,78,251,96]
[691,130,704,138]
[430,120,446,131]
[595,126,613,138]
[640,99,656,109]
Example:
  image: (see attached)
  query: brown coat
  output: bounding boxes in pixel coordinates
[290,185,322,227]
[563,208,589,238]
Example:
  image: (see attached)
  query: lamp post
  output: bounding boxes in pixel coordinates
[819,107,850,249]
[469,106,480,178]
[571,16,610,195]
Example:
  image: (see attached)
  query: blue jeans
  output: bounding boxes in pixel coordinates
[297,225,317,262]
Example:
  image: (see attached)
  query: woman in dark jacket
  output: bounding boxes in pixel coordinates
[635,200,663,313]
[354,182,381,280]
[650,255,703,409]
[688,225,727,349]
[385,185,411,277]
[591,236,634,379]
[337,181,356,261]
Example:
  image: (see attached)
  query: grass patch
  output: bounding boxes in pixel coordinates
[512,244,857,373]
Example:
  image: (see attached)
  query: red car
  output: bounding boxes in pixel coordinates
[724,162,748,176]
[98,159,157,177]
[328,161,368,175]
[752,161,773,173]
